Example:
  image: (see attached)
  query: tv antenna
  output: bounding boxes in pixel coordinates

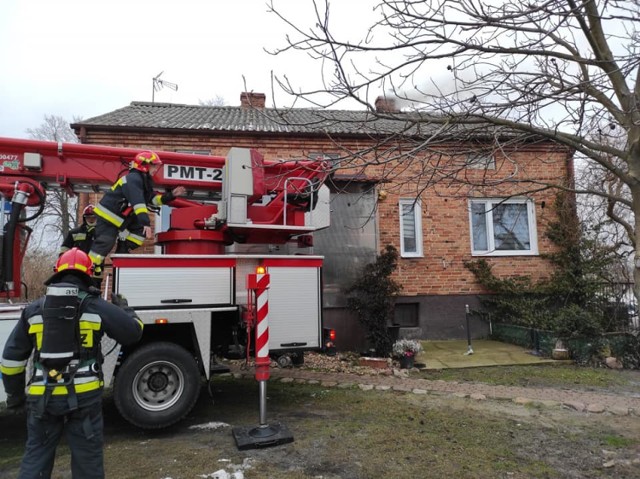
[152,71,178,102]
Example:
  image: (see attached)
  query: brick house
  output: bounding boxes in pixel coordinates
[71,92,573,350]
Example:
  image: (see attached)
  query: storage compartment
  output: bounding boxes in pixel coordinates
[113,255,234,308]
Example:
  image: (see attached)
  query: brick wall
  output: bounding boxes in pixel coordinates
[79,130,570,297]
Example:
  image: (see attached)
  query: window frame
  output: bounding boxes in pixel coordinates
[468,198,538,256]
[394,302,420,327]
[465,153,496,170]
[399,198,423,258]
[175,149,211,155]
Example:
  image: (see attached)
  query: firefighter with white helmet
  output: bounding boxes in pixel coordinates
[88,150,186,280]
[0,248,144,479]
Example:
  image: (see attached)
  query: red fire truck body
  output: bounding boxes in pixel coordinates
[0,137,331,428]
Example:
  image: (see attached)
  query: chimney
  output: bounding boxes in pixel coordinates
[375,96,399,113]
[240,92,266,109]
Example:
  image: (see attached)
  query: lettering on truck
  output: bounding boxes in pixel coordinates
[164,164,223,183]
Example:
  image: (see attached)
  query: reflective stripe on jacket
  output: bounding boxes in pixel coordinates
[60,223,96,254]
[96,170,166,228]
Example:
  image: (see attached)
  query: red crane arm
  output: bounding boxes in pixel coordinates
[0,137,331,298]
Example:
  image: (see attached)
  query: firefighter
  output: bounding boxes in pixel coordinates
[88,150,186,281]
[60,204,105,289]
[60,204,98,255]
[0,248,144,479]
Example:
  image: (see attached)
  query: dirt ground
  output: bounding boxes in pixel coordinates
[1,369,639,479]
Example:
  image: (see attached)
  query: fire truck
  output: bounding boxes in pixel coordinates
[0,137,333,429]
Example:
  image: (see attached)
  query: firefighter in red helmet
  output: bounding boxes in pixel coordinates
[1,248,143,479]
[88,151,185,280]
[60,204,98,256]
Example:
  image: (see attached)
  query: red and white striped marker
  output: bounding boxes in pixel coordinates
[232,267,294,449]
[248,270,270,381]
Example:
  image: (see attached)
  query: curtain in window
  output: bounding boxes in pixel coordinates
[471,203,488,251]
[492,203,530,250]
[401,203,417,253]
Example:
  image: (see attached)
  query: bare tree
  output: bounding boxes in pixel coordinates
[198,95,227,106]
[268,0,640,296]
[576,134,635,280]
[26,114,81,250]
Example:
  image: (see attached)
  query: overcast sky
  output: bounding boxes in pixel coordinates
[0,0,377,139]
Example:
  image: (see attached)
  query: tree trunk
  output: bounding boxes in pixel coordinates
[632,185,640,307]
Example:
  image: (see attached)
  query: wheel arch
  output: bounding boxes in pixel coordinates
[118,322,205,377]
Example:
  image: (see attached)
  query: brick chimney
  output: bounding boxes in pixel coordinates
[240,92,266,109]
[375,96,399,113]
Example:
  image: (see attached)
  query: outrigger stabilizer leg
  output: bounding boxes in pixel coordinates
[232,270,293,450]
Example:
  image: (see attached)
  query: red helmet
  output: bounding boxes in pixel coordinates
[55,248,94,277]
[83,204,95,217]
[131,151,162,173]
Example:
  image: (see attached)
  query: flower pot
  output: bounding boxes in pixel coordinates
[399,355,415,369]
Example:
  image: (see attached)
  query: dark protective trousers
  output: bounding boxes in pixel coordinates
[91,217,142,260]
[18,399,104,479]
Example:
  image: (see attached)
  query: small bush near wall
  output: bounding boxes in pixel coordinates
[345,245,402,357]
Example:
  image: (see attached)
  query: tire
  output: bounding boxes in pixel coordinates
[114,342,201,429]
[275,354,293,368]
[291,352,305,366]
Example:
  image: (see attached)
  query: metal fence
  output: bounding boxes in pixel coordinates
[594,282,639,331]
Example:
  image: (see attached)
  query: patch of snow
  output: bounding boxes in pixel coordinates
[198,471,244,479]
[199,458,252,479]
[189,421,230,430]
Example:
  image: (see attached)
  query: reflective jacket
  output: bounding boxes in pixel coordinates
[1,274,144,405]
[60,223,96,255]
[94,169,174,228]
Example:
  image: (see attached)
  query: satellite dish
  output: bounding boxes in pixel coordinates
[152,71,178,102]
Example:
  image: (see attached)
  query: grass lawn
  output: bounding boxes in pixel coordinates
[419,362,640,392]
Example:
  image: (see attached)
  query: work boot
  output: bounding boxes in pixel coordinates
[115,241,130,254]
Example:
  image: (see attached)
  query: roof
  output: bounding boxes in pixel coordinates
[72,101,516,140]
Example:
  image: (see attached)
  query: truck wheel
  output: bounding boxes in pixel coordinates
[291,352,305,366]
[114,342,201,429]
[275,354,293,368]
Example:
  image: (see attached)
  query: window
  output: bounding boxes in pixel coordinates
[465,153,496,170]
[394,303,419,327]
[308,152,339,160]
[175,149,211,155]
[308,152,340,168]
[399,198,423,257]
[469,198,538,256]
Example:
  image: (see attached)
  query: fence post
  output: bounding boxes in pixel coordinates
[464,304,474,355]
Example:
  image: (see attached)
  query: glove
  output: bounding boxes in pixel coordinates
[111,293,129,308]
[160,191,175,204]
[87,286,101,296]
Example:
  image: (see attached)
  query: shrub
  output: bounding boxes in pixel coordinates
[345,245,402,357]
